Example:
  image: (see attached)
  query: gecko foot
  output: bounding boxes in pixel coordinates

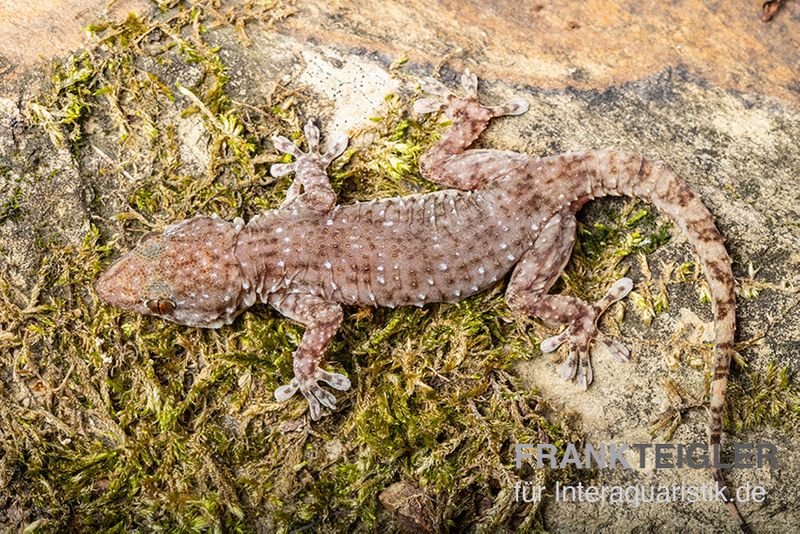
[274,367,352,420]
[540,278,633,389]
[414,68,529,118]
[270,119,348,177]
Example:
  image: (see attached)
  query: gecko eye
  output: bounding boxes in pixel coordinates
[146,299,176,315]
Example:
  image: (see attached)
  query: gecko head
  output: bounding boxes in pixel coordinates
[95,215,249,328]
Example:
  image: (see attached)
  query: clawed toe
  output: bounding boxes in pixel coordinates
[415,69,529,119]
[577,349,593,389]
[272,134,303,158]
[419,76,452,99]
[489,98,529,117]
[597,333,630,362]
[273,367,351,421]
[413,97,446,114]
[550,329,630,387]
[541,330,568,353]
[270,120,349,177]
[461,68,478,99]
[315,368,352,391]
[596,277,633,312]
[415,76,452,115]
[543,277,634,388]
[303,120,320,151]
[321,133,349,165]
[274,378,299,401]
[561,348,578,380]
[557,343,594,388]
[270,162,296,177]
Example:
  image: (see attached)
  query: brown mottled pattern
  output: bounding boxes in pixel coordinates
[95,71,743,529]
[96,215,247,328]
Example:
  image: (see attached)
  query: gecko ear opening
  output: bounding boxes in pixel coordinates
[137,231,161,244]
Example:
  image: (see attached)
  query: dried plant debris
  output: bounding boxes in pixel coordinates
[761,0,786,22]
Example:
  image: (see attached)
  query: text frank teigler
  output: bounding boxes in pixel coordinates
[512,442,776,505]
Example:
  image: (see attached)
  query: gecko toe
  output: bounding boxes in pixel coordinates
[303,391,322,421]
[419,76,452,99]
[414,97,446,114]
[490,98,530,117]
[288,368,350,420]
[321,133,349,165]
[561,347,578,380]
[461,68,479,98]
[304,119,321,152]
[315,369,351,391]
[609,277,634,300]
[595,277,633,313]
[274,379,299,402]
[270,162,297,177]
[310,384,337,410]
[577,349,593,389]
[597,333,630,362]
[272,135,304,157]
[541,330,568,353]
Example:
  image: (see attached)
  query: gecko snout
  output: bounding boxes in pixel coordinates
[94,252,150,311]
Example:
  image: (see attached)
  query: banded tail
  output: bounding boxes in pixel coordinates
[572,148,745,529]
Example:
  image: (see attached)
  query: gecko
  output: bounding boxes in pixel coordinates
[95,70,745,530]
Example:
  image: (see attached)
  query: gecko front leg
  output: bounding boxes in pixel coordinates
[271,119,348,212]
[414,69,530,190]
[506,213,632,388]
[270,291,351,420]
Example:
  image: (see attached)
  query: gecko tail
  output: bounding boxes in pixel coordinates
[583,148,744,530]
[714,468,751,533]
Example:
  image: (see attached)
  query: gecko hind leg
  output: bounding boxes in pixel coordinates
[506,213,632,389]
[414,69,531,190]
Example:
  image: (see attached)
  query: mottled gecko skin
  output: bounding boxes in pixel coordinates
[96,71,744,528]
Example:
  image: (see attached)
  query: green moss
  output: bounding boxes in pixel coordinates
[727,362,800,432]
